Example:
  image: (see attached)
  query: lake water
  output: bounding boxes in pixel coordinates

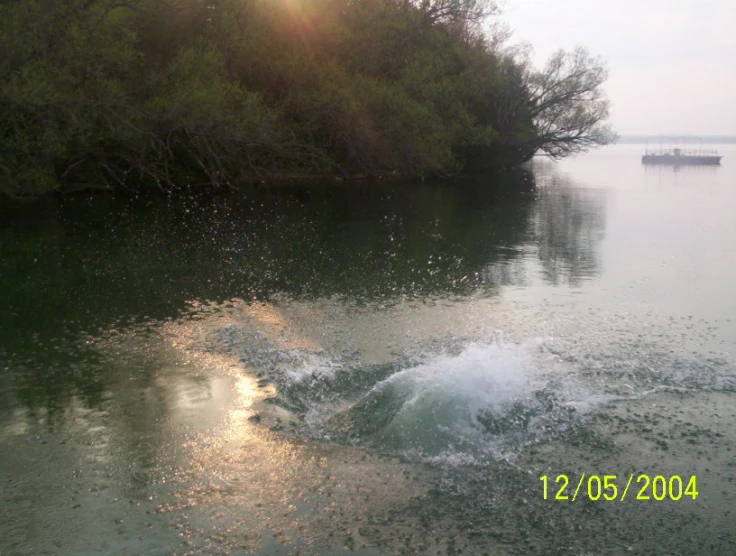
[1,143,735,555]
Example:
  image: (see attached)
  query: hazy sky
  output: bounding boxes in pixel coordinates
[500,0,736,135]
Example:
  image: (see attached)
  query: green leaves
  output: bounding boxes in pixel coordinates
[0,0,611,195]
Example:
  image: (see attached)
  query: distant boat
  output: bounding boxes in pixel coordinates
[642,147,722,166]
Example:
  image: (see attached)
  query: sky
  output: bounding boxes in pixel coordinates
[499,0,736,136]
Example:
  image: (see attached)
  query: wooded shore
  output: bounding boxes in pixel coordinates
[1,0,614,197]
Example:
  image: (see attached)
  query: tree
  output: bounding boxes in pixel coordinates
[414,0,498,26]
[0,0,141,195]
[0,0,615,196]
[526,47,616,158]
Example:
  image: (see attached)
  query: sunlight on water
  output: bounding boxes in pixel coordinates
[3,145,736,554]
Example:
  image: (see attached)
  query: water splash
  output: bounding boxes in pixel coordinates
[206,304,736,464]
[211,325,614,460]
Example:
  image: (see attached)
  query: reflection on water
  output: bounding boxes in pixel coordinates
[1,171,608,327]
[533,186,606,286]
[0,170,608,415]
[644,163,723,174]
[2,148,736,555]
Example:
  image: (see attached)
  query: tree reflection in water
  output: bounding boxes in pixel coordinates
[532,184,607,287]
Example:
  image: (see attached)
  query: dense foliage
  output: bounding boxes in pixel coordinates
[0,0,614,195]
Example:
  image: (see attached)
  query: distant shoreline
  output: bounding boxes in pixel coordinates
[616,135,736,144]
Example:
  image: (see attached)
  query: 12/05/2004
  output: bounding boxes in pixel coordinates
[540,474,698,502]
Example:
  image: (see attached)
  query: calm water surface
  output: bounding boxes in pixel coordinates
[1,144,735,555]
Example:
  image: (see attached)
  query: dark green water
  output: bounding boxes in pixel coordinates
[1,145,735,555]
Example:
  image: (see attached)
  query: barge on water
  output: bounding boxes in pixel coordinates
[642,148,722,166]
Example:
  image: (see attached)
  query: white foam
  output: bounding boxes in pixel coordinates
[279,350,340,383]
[218,321,699,461]
[383,341,534,426]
